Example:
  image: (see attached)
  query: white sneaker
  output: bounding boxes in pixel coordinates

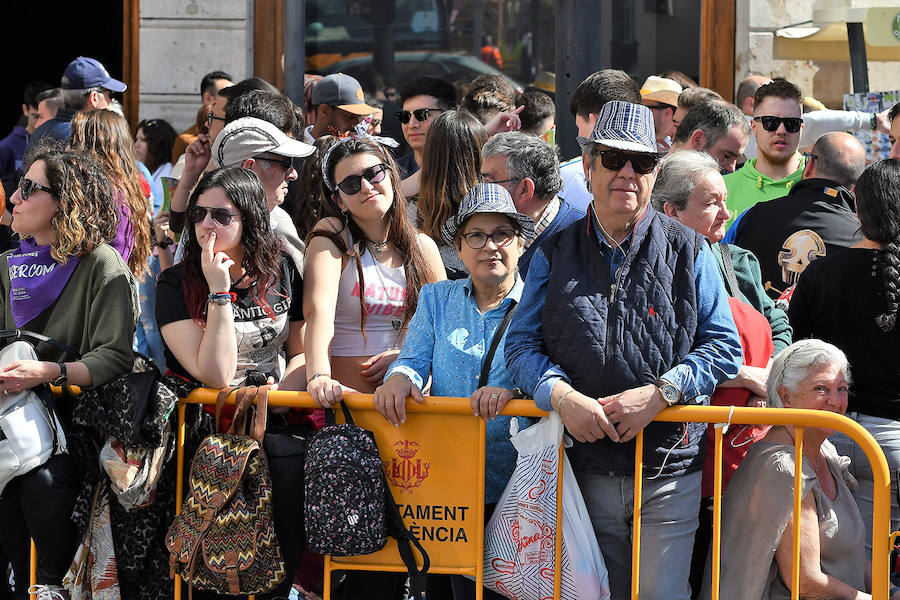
[27,584,70,600]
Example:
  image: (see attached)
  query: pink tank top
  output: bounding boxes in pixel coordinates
[331,249,407,356]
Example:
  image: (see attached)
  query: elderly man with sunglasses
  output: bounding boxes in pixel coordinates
[504,100,742,600]
[723,80,806,228]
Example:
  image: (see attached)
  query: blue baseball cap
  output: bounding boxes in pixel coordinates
[61,57,127,92]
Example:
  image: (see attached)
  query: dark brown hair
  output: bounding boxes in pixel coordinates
[315,137,438,335]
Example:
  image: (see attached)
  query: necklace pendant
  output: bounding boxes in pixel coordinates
[371,240,389,253]
[391,317,402,330]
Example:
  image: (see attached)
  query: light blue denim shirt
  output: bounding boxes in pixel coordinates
[505,210,741,411]
[386,275,531,503]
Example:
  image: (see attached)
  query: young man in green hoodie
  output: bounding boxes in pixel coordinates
[724,80,805,228]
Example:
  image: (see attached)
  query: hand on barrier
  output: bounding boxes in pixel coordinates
[471,385,513,420]
[373,373,423,426]
[360,349,400,385]
[307,375,352,408]
[555,386,619,443]
[600,383,667,443]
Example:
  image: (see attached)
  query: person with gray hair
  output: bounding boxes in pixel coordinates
[669,100,750,174]
[727,131,866,299]
[480,131,583,277]
[654,150,792,595]
[651,150,791,356]
[700,338,885,600]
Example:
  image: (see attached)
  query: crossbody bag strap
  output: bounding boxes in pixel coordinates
[325,399,355,427]
[382,468,430,598]
[478,300,518,388]
[718,242,741,299]
[0,328,81,359]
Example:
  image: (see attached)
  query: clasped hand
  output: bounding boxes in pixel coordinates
[558,383,668,444]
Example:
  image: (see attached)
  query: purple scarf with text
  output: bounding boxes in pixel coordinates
[8,239,80,327]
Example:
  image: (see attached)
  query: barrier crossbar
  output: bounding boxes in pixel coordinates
[27,395,894,599]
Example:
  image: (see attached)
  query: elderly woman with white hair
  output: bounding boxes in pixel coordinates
[701,339,893,600]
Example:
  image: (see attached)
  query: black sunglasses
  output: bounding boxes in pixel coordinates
[596,150,659,175]
[460,229,517,250]
[206,111,227,127]
[336,163,389,196]
[187,206,241,227]
[396,108,444,125]
[753,115,803,133]
[18,178,54,200]
[255,155,293,171]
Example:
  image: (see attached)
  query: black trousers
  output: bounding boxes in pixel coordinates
[0,453,82,593]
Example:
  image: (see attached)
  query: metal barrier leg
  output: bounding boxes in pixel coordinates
[29,540,36,600]
[631,431,643,600]
[791,427,803,600]
[711,426,723,600]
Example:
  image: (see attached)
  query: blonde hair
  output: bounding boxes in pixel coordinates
[68,110,151,279]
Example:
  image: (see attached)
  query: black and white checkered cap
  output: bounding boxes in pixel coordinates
[577,100,658,154]
[441,183,535,245]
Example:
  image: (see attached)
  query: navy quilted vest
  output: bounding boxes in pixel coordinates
[543,209,705,477]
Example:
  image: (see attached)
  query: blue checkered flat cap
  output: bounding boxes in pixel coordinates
[577,100,659,154]
[441,183,535,245]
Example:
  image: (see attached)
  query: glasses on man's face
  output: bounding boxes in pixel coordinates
[479,175,521,187]
[187,206,241,227]
[206,111,227,128]
[460,229,517,250]
[753,115,802,133]
[396,108,444,125]
[595,150,659,175]
[18,178,54,201]
[255,155,293,171]
[336,163,389,196]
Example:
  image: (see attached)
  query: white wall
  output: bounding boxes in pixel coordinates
[738,0,900,107]
[138,0,254,132]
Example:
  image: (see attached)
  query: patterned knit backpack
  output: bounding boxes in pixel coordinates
[166,386,285,595]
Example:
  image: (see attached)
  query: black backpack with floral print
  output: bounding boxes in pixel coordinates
[304,401,430,598]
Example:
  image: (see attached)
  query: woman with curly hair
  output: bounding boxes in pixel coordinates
[0,145,137,599]
[67,110,152,279]
[416,110,489,279]
[789,158,900,557]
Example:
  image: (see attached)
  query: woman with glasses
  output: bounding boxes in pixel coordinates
[305,135,444,408]
[304,133,444,599]
[156,167,308,598]
[156,166,303,389]
[374,183,534,600]
[67,110,152,280]
[789,158,900,561]
[0,146,136,600]
[416,110,489,279]
[700,339,895,600]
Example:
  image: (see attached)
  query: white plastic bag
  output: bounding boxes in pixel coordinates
[480,413,609,600]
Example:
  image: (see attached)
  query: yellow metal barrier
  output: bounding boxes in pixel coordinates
[641,405,895,600]
[26,394,893,599]
[174,389,558,600]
